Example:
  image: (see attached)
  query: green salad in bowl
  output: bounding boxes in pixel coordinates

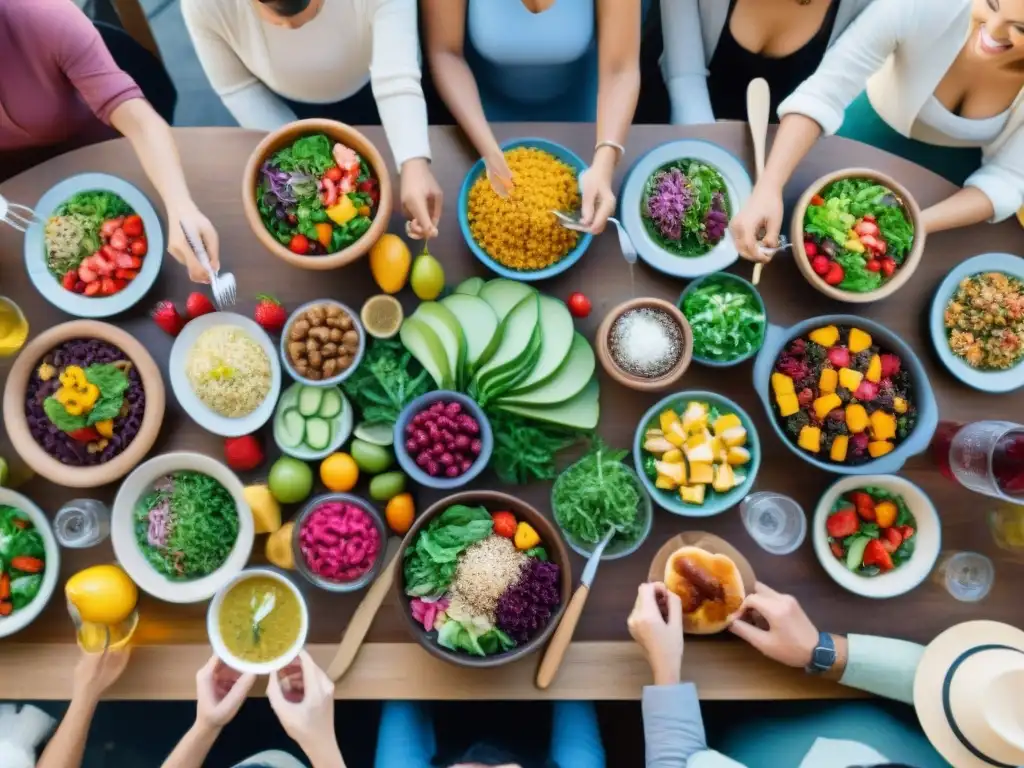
[678,273,766,367]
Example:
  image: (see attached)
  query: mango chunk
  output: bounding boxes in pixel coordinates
[712,463,736,493]
[868,440,894,458]
[809,326,840,347]
[713,413,742,435]
[684,436,714,463]
[893,397,907,414]
[680,484,706,505]
[813,393,842,421]
[727,446,751,466]
[866,354,882,383]
[655,460,686,486]
[655,476,677,491]
[869,410,897,441]
[838,368,863,391]
[798,425,822,453]
[659,409,681,433]
[720,425,748,448]
[777,393,800,417]
[830,435,849,462]
[662,448,684,464]
[848,328,872,354]
[664,421,687,447]
[688,462,714,485]
[644,434,675,454]
[681,402,709,434]
[846,404,869,434]
[819,368,838,394]
[771,372,795,397]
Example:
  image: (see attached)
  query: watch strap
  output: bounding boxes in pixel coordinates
[805,631,837,675]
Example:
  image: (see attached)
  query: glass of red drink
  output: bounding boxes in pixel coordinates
[931,420,1024,502]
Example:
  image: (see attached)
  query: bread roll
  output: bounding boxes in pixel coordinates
[664,546,745,634]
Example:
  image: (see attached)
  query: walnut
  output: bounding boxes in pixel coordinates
[289,319,311,341]
[329,328,343,343]
[308,326,331,343]
[288,341,307,360]
[308,350,323,369]
[321,342,338,358]
[306,306,326,327]
[321,358,338,378]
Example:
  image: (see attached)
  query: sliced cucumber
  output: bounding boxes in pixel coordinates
[304,418,331,451]
[454,276,485,296]
[845,536,870,571]
[497,377,600,430]
[279,409,306,449]
[297,386,324,417]
[318,388,343,419]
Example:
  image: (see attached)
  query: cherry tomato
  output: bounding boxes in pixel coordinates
[881,258,897,278]
[122,214,144,237]
[130,238,148,257]
[810,194,826,206]
[865,259,881,272]
[288,234,310,254]
[567,292,592,318]
[324,166,343,183]
[804,240,818,259]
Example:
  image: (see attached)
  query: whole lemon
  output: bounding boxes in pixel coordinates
[320,452,359,492]
[65,564,138,625]
[369,233,412,294]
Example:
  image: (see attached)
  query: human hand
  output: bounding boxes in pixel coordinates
[730,181,784,263]
[167,202,220,283]
[727,582,819,668]
[627,582,684,686]
[579,150,617,234]
[401,158,443,240]
[72,646,131,704]
[268,652,339,760]
[484,153,514,199]
[195,656,255,730]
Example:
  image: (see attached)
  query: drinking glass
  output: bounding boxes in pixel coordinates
[54,499,111,549]
[932,551,995,602]
[69,600,139,653]
[0,297,29,357]
[931,420,1024,502]
[740,492,806,555]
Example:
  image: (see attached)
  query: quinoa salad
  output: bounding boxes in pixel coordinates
[25,339,145,467]
[186,326,272,418]
[944,272,1024,371]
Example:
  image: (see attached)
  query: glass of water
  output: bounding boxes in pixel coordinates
[740,492,807,555]
[932,551,995,602]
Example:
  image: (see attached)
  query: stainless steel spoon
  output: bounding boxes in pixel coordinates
[552,210,637,265]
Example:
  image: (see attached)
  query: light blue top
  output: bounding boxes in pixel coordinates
[642,635,943,767]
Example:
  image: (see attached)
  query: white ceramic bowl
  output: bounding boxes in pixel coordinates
[0,488,60,638]
[207,567,309,675]
[111,451,254,604]
[813,475,940,599]
[272,382,353,461]
[169,312,282,438]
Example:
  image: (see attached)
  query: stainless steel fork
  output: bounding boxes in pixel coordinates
[0,193,43,233]
[180,223,236,309]
[552,210,637,265]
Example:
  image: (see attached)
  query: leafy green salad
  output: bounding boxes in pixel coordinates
[641,159,730,257]
[680,276,766,362]
[0,505,47,618]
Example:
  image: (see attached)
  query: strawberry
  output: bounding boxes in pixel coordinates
[850,432,869,456]
[804,241,819,259]
[854,380,879,401]
[100,277,117,296]
[859,234,887,256]
[827,346,851,368]
[900,525,915,541]
[100,217,124,239]
[62,270,77,291]
[151,300,185,336]
[826,507,860,539]
[84,282,101,296]
[881,527,903,554]
[78,264,98,283]
[880,354,901,379]
[829,540,845,560]
[824,262,845,286]
[862,539,894,571]
[854,219,881,238]
[811,255,831,276]
[67,427,101,443]
[185,292,216,320]
[223,435,264,471]
[109,229,128,251]
[115,251,135,269]
[114,269,139,281]
[122,214,144,238]
[254,294,287,334]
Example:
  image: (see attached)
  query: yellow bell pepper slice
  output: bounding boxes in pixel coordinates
[326,196,357,226]
[513,522,541,551]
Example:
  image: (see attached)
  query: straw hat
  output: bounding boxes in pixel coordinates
[914,620,1024,768]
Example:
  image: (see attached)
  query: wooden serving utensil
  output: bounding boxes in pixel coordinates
[535,527,615,689]
[746,78,771,286]
[327,537,402,681]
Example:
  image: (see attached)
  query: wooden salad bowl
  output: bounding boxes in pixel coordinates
[791,167,925,304]
[2,320,165,488]
[596,297,693,392]
[241,118,393,271]
[393,490,572,669]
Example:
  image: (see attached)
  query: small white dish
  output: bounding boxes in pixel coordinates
[619,140,752,279]
[813,475,940,599]
[0,488,61,639]
[272,382,353,461]
[207,567,309,675]
[111,451,254,604]
[170,312,282,438]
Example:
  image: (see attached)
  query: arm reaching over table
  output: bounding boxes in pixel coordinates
[267,651,347,768]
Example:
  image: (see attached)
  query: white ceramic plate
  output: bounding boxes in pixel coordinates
[929,253,1024,393]
[0,488,61,638]
[24,173,164,318]
[207,567,309,675]
[620,140,752,279]
[111,451,254,604]
[272,382,353,461]
[170,312,282,438]
[813,475,940,599]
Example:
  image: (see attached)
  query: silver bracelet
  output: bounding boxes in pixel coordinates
[595,140,625,159]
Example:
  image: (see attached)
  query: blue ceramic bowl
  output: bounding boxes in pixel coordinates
[24,173,164,318]
[633,391,761,518]
[677,272,767,368]
[457,138,593,281]
[393,391,493,490]
[280,299,365,388]
[753,316,939,475]
[929,252,1024,394]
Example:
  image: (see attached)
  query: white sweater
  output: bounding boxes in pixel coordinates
[779,0,1024,222]
[181,0,430,167]
[659,0,876,125]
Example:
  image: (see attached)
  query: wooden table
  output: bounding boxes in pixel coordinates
[1,124,1021,701]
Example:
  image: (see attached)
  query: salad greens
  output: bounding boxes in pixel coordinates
[273,135,337,177]
[641,159,730,257]
[43,364,130,433]
[834,251,883,293]
[55,190,133,224]
[552,441,643,546]
[342,339,433,426]
[488,410,582,485]
[829,486,916,570]
[437,615,515,657]
[45,190,134,279]
[680,277,766,362]
[0,505,47,613]
[403,505,493,597]
[818,179,914,262]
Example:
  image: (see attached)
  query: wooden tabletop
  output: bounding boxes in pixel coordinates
[1,124,1021,701]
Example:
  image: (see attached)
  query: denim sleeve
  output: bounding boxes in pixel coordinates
[549,701,606,768]
[373,701,435,768]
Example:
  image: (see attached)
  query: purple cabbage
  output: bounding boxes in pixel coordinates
[645,168,693,241]
[495,559,561,644]
[260,162,317,206]
[703,191,728,244]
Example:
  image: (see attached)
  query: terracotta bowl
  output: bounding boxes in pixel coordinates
[3,320,165,488]
[596,298,693,392]
[791,168,925,304]
[241,118,393,270]
[393,490,572,669]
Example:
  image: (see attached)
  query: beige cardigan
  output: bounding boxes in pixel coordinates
[778,0,1024,222]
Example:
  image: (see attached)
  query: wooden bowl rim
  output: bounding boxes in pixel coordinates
[2,320,165,488]
[790,167,926,304]
[241,119,394,271]
[596,297,694,392]
[393,489,573,669]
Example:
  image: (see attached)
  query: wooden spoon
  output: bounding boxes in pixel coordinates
[327,537,401,681]
[535,527,615,689]
[746,78,771,286]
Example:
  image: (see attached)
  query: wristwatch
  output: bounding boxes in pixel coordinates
[805,632,837,675]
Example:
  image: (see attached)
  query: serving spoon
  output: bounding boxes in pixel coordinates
[552,210,637,265]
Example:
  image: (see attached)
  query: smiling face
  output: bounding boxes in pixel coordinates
[971,0,1024,66]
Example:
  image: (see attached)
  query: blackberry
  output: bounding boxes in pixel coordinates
[835,386,852,405]
[852,351,873,371]
[785,411,810,437]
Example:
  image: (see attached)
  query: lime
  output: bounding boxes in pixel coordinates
[349,439,394,475]
[369,471,407,501]
[268,457,314,504]
[353,421,394,447]
[360,295,403,339]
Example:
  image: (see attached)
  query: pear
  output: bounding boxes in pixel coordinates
[410,247,445,301]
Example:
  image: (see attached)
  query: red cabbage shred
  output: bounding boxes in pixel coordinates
[494,559,561,644]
